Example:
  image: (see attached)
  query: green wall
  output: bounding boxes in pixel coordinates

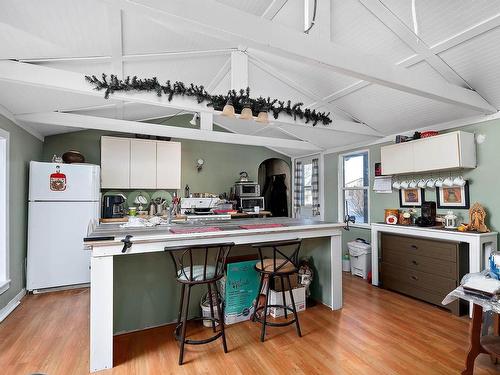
[0,115,43,311]
[323,119,500,254]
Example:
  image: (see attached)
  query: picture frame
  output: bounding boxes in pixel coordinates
[399,188,425,207]
[436,182,470,209]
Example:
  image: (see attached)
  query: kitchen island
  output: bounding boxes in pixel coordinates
[84,217,344,372]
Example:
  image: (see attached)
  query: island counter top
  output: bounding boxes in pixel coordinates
[85,217,345,250]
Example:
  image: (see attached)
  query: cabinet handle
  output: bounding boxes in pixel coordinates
[410,275,418,281]
[411,260,418,265]
[410,245,418,250]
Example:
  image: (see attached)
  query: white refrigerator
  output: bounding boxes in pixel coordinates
[27,161,100,292]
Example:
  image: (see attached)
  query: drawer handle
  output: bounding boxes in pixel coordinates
[411,260,418,265]
[410,245,418,250]
[410,275,419,281]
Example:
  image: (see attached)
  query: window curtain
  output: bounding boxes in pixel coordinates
[294,161,303,216]
[312,158,320,216]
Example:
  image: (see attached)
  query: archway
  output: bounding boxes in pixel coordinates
[258,158,291,217]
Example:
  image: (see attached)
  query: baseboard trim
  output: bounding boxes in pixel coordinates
[0,288,26,323]
[114,319,177,336]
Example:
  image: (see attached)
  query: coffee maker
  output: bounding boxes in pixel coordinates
[415,201,436,227]
[102,194,126,218]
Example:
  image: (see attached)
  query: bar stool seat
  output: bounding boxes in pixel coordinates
[177,265,216,281]
[255,258,296,273]
[166,242,234,365]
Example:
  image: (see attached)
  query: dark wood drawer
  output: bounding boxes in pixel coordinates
[381,270,461,315]
[381,262,457,295]
[381,233,458,262]
[382,248,457,279]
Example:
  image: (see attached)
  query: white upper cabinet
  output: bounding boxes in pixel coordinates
[130,139,157,189]
[156,141,181,189]
[101,137,182,189]
[100,136,130,188]
[381,131,476,175]
[380,142,414,176]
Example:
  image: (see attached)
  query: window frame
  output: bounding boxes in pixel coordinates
[338,149,370,228]
[0,128,9,294]
[301,162,313,208]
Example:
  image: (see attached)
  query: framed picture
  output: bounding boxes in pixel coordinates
[436,182,470,209]
[399,188,425,207]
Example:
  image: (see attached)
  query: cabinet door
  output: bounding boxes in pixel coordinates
[381,142,414,175]
[156,141,181,189]
[101,137,130,188]
[413,133,460,172]
[130,139,157,189]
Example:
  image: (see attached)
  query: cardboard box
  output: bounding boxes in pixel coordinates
[268,286,306,318]
[272,273,299,291]
[223,260,260,325]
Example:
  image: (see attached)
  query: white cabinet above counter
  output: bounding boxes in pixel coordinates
[381,131,476,175]
[101,136,181,189]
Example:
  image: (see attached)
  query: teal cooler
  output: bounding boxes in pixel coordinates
[223,260,260,325]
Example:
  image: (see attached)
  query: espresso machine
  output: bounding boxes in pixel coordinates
[415,201,436,227]
[102,194,126,218]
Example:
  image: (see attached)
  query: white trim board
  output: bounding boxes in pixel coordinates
[0,288,25,323]
[0,128,9,293]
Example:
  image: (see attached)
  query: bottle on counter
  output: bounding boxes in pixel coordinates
[184,184,190,198]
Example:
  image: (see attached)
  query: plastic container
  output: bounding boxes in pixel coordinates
[342,254,351,272]
[347,239,371,279]
[200,292,219,327]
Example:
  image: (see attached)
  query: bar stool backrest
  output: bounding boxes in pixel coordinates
[166,242,234,284]
[253,239,302,273]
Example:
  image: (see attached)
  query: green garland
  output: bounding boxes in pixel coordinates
[85,74,332,126]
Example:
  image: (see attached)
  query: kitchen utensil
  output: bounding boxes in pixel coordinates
[417,179,428,188]
[149,204,156,216]
[426,179,436,188]
[151,190,173,206]
[134,194,148,212]
[435,178,444,187]
[409,179,418,188]
[400,180,409,189]
[238,171,249,182]
[392,180,401,189]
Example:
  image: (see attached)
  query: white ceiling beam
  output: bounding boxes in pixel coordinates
[15,48,236,64]
[359,0,470,88]
[15,112,321,151]
[106,5,125,120]
[0,104,44,141]
[206,57,231,93]
[262,0,289,20]
[314,12,500,105]
[199,111,213,131]
[109,0,496,114]
[230,50,248,91]
[248,55,383,137]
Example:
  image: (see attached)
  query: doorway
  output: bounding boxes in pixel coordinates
[258,158,291,217]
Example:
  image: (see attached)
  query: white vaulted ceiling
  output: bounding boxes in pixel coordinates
[1,0,500,156]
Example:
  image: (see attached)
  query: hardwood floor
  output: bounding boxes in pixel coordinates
[1,274,499,375]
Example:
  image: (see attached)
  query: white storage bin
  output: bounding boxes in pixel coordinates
[268,287,306,318]
[347,240,371,279]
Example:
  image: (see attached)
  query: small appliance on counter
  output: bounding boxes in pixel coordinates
[102,194,127,218]
[180,197,220,215]
[239,196,265,212]
[234,171,261,197]
[415,201,437,227]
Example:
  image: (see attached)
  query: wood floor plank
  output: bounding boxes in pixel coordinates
[0,274,499,374]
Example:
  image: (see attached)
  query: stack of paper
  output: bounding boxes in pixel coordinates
[463,277,500,297]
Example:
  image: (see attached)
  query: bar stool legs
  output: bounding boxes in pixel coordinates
[213,282,228,353]
[287,274,302,337]
[178,285,191,365]
[260,276,271,342]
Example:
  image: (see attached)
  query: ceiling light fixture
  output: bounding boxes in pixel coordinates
[189,113,199,126]
[221,98,235,117]
[239,100,253,120]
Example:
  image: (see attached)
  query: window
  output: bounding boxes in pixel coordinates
[339,151,369,225]
[302,162,312,206]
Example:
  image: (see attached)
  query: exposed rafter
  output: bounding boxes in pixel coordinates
[15,112,321,151]
[261,0,289,20]
[311,12,500,107]
[359,0,470,88]
[107,0,496,114]
[248,54,383,137]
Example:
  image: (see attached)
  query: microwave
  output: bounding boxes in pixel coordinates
[239,197,265,212]
[235,182,260,197]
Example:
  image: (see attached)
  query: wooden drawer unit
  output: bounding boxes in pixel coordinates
[380,233,468,316]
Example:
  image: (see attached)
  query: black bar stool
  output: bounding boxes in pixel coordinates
[251,239,302,342]
[166,242,234,365]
